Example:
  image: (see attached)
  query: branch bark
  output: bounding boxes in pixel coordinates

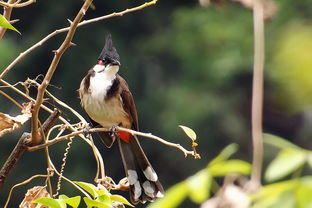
[0,109,60,189]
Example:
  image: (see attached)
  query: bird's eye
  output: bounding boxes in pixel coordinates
[104,58,111,65]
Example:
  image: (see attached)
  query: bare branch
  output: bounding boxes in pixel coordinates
[118,127,201,159]
[0,132,32,189]
[31,0,93,144]
[0,79,106,181]
[0,108,60,189]
[0,0,158,79]
[248,0,265,192]
[0,0,36,8]
[0,0,16,39]
[28,126,201,159]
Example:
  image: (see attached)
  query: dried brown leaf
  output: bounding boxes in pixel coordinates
[0,102,32,137]
[19,186,50,208]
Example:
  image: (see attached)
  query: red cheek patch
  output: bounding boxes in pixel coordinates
[117,130,131,143]
[97,60,105,65]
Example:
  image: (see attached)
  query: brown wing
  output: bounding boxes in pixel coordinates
[117,75,139,131]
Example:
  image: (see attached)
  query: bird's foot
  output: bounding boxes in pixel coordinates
[82,124,92,138]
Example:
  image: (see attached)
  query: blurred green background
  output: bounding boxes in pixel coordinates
[1,0,312,207]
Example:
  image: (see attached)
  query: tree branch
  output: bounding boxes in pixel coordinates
[0,108,60,189]
[28,126,201,159]
[31,0,93,144]
[0,0,35,8]
[248,0,265,192]
[0,0,16,39]
[0,0,158,79]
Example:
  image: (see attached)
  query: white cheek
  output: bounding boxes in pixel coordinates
[93,64,105,72]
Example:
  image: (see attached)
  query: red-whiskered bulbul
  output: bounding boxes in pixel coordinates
[79,34,164,204]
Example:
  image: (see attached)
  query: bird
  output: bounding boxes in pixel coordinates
[79,34,164,204]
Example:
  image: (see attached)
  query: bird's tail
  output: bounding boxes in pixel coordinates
[118,135,164,204]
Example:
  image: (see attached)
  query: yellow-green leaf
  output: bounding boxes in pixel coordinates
[187,169,212,204]
[0,14,20,34]
[74,181,98,198]
[265,149,307,182]
[111,195,134,207]
[33,197,63,208]
[147,181,188,208]
[179,125,197,141]
[83,197,111,208]
[209,159,251,176]
[209,143,238,167]
[60,195,81,208]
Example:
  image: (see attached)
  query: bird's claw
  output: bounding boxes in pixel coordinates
[109,125,118,133]
[83,124,92,137]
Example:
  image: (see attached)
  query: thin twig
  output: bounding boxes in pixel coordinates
[0,0,158,79]
[249,0,265,192]
[0,79,105,181]
[0,109,60,189]
[0,90,23,109]
[0,0,35,8]
[31,0,93,144]
[0,0,16,39]
[28,127,201,159]
[118,127,201,159]
[4,174,51,208]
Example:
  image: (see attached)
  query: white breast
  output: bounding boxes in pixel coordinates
[80,66,130,128]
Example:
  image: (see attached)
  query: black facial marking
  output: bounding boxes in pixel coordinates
[83,69,95,93]
[106,78,120,100]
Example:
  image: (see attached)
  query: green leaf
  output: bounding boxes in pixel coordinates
[209,143,238,167]
[295,179,312,208]
[33,197,63,208]
[209,159,251,176]
[0,14,20,34]
[265,148,307,182]
[83,197,111,208]
[263,133,301,150]
[147,181,188,208]
[74,181,98,198]
[111,195,134,207]
[270,191,296,208]
[96,187,110,196]
[251,179,296,207]
[187,169,212,204]
[97,195,111,204]
[179,125,197,141]
[60,195,81,208]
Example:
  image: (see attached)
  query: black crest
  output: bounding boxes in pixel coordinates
[98,34,120,62]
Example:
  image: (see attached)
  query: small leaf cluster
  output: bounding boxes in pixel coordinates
[33,181,133,208]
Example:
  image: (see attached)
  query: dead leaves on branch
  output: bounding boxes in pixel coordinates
[0,102,32,137]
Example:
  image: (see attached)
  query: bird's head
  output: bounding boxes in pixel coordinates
[94,34,120,75]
